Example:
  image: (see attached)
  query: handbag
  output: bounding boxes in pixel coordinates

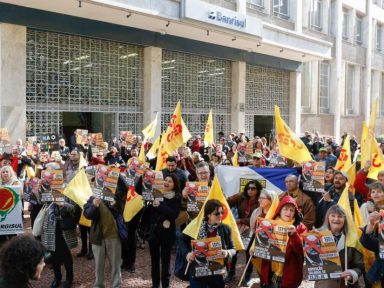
[174,245,189,281]
[32,203,51,237]
[115,213,128,242]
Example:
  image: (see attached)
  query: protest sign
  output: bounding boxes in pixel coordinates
[269,152,286,167]
[126,158,143,179]
[238,223,252,248]
[76,129,88,145]
[142,170,156,201]
[186,182,209,213]
[245,141,254,157]
[0,186,23,235]
[190,236,225,278]
[254,218,289,263]
[120,131,134,145]
[23,177,40,205]
[0,128,10,145]
[40,170,65,202]
[303,230,343,281]
[239,178,266,194]
[302,161,325,193]
[93,165,119,202]
[39,133,60,151]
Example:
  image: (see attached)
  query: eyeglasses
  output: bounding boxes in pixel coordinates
[248,187,257,190]
[213,211,224,216]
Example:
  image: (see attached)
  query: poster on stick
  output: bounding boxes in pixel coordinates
[40,170,65,202]
[303,230,342,281]
[186,182,209,213]
[302,161,325,193]
[93,165,120,202]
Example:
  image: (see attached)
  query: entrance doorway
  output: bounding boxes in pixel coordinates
[253,115,274,143]
[62,112,116,146]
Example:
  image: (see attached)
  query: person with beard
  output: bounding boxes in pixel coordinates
[259,195,307,288]
[315,205,363,288]
[183,199,236,288]
[316,171,355,228]
[162,156,187,190]
[280,175,316,230]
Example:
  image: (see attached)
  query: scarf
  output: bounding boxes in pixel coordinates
[198,220,219,240]
[271,216,295,278]
[163,191,175,199]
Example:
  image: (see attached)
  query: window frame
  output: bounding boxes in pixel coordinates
[319,62,330,114]
[355,15,363,45]
[310,0,323,32]
[273,0,290,20]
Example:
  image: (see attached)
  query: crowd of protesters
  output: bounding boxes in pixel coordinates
[0,128,383,288]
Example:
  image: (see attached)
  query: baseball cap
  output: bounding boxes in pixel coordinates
[252,152,262,159]
[319,147,327,152]
[334,170,349,181]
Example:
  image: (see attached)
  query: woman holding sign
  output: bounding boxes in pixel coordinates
[316,205,363,287]
[183,199,236,288]
[259,195,307,288]
[148,174,181,288]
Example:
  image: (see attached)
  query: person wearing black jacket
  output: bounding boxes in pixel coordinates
[181,199,236,288]
[147,174,181,288]
[162,156,187,190]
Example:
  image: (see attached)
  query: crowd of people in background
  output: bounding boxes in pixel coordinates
[0,128,383,288]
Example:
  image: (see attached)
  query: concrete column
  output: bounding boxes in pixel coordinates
[295,0,303,33]
[236,0,246,14]
[289,71,301,134]
[333,0,343,141]
[365,1,373,123]
[231,61,246,135]
[0,24,26,142]
[371,70,380,103]
[143,46,162,138]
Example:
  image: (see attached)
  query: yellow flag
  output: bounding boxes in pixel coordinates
[204,110,214,146]
[274,105,312,163]
[345,163,356,192]
[337,185,362,251]
[123,186,144,222]
[335,135,352,171]
[138,143,146,163]
[25,165,36,178]
[265,195,280,220]
[368,138,384,180]
[79,152,88,169]
[232,151,239,167]
[147,135,161,160]
[183,176,244,251]
[361,99,378,166]
[79,213,91,227]
[163,102,191,154]
[142,112,158,141]
[155,132,168,171]
[63,169,93,208]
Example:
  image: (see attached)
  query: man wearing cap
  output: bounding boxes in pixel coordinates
[249,152,265,168]
[279,175,316,229]
[315,147,336,169]
[315,170,355,227]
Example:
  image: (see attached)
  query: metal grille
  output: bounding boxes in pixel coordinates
[118,113,144,134]
[26,29,144,136]
[245,65,290,137]
[26,111,63,136]
[161,50,231,137]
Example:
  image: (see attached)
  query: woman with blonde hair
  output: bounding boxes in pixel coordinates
[0,165,19,186]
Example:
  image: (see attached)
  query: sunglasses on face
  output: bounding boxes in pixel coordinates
[248,187,257,190]
[213,211,224,216]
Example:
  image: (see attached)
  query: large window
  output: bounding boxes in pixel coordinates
[310,0,323,31]
[355,15,363,45]
[342,10,349,40]
[377,23,383,52]
[247,0,263,9]
[345,65,356,115]
[273,0,289,19]
[161,50,231,135]
[26,29,144,136]
[319,62,330,113]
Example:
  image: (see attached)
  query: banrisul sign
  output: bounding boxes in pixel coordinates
[208,10,246,28]
[0,186,23,235]
[181,0,262,37]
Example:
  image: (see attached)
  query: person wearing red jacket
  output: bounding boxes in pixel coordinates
[260,195,307,288]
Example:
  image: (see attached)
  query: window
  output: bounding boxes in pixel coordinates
[355,16,363,45]
[376,23,382,52]
[345,65,356,115]
[319,62,330,113]
[247,0,264,9]
[310,0,323,31]
[273,0,289,19]
[342,10,349,40]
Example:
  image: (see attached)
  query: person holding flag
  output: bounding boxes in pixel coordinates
[315,205,364,287]
[259,195,307,288]
[182,199,236,288]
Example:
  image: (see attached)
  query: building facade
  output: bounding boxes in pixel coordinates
[0,0,382,144]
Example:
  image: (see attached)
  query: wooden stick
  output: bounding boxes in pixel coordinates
[184,262,190,276]
[344,244,348,286]
[238,255,253,287]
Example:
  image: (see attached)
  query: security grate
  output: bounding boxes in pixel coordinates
[26,29,144,136]
[161,50,231,137]
[245,65,290,137]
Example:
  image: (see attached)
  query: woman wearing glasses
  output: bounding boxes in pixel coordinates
[225,180,262,283]
[183,199,236,288]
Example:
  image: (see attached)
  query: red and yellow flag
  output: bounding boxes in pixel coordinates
[368,138,384,180]
[155,132,168,171]
[232,150,239,167]
[204,110,214,146]
[142,112,158,141]
[361,99,378,166]
[274,106,312,163]
[183,176,244,251]
[163,101,191,154]
[335,135,352,171]
[123,186,144,222]
[138,143,146,163]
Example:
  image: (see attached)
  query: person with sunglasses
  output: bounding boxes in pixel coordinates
[225,180,262,283]
[182,199,236,288]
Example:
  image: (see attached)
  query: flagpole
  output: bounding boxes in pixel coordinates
[344,244,348,286]
[238,255,253,287]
